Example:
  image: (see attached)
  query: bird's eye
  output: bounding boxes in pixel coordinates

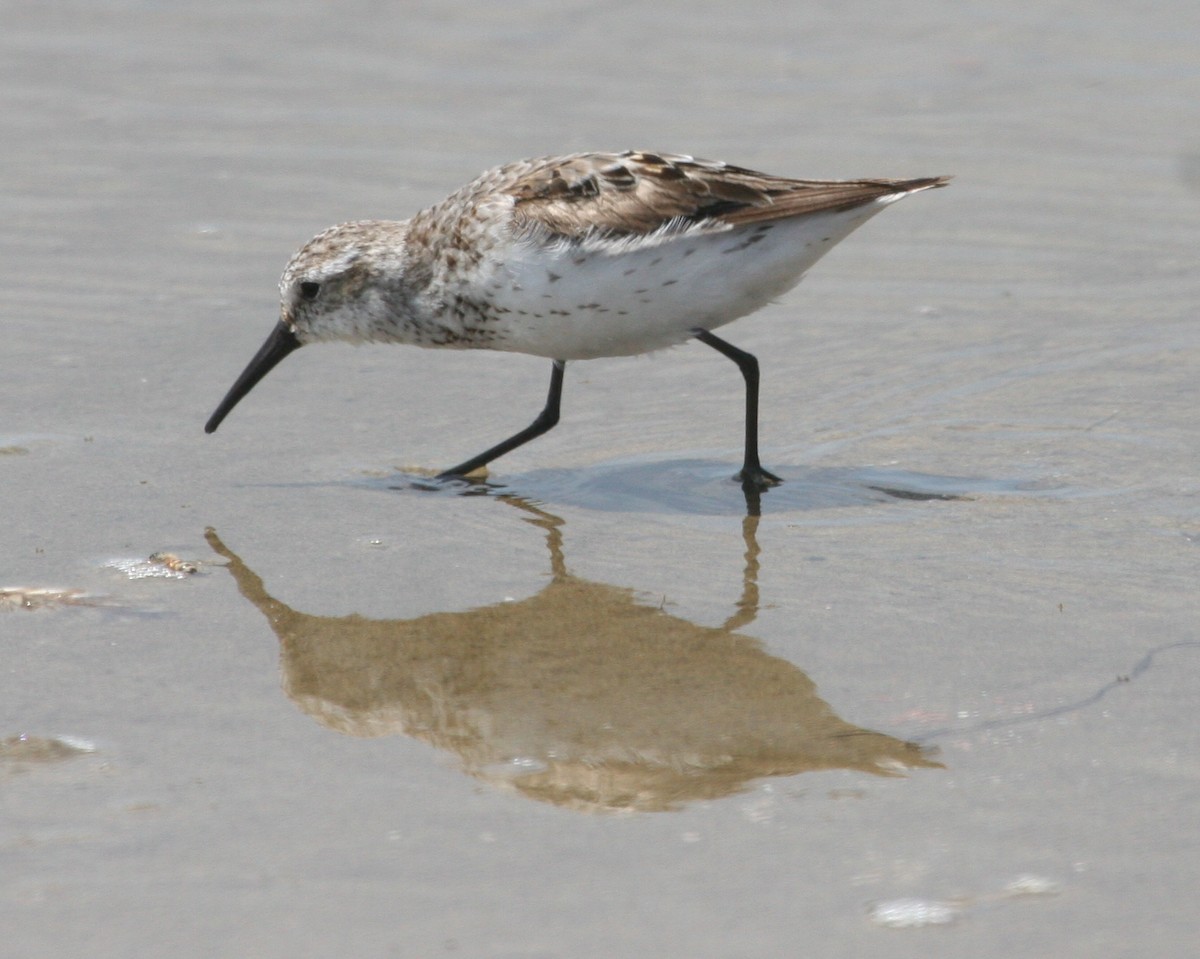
[298,281,321,301]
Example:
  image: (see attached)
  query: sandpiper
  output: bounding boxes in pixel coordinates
[205,150,948,489]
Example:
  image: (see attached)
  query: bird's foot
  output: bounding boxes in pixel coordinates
[435,466,489,483]
[737,465,782,491]
[399,466,493,494]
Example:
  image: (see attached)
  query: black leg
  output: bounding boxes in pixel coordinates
[437,360,566,479]
[692,329,782,491]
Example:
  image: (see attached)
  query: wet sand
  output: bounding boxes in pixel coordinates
[4,2,1199,956]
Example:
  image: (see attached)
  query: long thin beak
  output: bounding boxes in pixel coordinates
[204,321,301,433]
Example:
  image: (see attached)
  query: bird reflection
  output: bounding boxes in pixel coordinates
[204,499,938,813]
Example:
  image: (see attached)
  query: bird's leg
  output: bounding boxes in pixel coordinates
[438,359,566,480]
[692,329,782,492]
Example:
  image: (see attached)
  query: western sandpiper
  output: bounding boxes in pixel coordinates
[205,150,948,489]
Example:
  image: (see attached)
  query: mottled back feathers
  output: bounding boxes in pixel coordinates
[482,150,949,239]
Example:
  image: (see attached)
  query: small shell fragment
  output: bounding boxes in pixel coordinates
[0,734,96,763]
[0,587,104,611]
[148,552,198,575]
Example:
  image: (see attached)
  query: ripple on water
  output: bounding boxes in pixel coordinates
[368,455,1072,518]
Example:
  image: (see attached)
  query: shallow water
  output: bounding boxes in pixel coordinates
[4,2,1200,956]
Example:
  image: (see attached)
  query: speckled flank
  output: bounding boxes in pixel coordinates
[268,151,948,360]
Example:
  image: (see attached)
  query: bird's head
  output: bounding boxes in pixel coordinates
[204,220,410,434]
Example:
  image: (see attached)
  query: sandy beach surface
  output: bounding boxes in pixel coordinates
[3,2,1198,956]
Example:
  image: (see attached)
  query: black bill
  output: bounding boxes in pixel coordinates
[204,321,301,433]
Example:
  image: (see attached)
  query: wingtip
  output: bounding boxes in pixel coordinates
[914,175,953,190]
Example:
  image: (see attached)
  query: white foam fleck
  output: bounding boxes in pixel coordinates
[104,556,193,580]
[868,897,962,928]
[1003,874,1063,897]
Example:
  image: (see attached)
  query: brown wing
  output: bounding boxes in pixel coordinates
[502,150,949,239]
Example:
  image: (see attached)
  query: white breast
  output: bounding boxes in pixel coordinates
[475,197,899,360]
